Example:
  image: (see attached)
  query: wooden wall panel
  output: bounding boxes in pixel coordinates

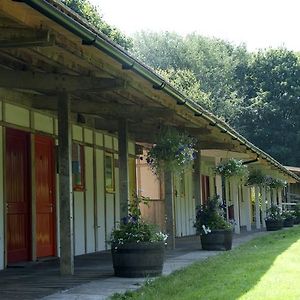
[4,103,30,128]
[84,146,95,253]
[34,113,53,134]
[95,149,105,251]
[74,191,85,255]
[0,127,4,269]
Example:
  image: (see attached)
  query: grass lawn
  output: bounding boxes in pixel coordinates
[112,227,300,300]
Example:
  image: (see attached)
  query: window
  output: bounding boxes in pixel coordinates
[105,153,114,192]
[72,144,84,191]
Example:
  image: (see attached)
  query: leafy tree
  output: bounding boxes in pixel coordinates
[62,0,133,50]
[132,31,249,122]
[156,68,213,110]
[236,49,300,165]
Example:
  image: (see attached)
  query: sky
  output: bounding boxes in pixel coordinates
[89,0,300,51]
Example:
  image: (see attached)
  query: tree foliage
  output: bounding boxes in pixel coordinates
[132,32,300,166]
[62,0,133,50]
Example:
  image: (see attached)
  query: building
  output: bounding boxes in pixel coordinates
[0,0,298,275]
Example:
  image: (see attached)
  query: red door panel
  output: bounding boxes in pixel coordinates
[6,128,31,263]
[35,135,56,258]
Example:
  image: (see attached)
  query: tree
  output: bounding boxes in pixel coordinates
[62,0,133,50]
[236,49,300,165]
[156,68,213,110]
[132,31,249,122]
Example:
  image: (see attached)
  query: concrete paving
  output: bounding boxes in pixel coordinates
[42,230,270,300]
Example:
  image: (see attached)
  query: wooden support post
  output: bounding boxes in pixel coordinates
[58,93,74,275]
[215,158,223,200]
[193,149,201,207]
[243,186,252,231]
[118,119,129,220]
[255,186,261,230]
[261,186,266,228]
[165,170,175,249]
[232,179,240,234]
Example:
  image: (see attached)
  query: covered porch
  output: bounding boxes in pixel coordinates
[0,229,269,300]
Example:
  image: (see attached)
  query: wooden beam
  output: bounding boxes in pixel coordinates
[33,98,172,119]
[57,92,74,275]
[199,141,235,150]
[0,27,55,48]
[0,69,124,92]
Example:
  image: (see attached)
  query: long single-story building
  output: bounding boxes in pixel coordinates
[0,0,298,275]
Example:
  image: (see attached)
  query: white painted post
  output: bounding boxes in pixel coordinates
[278,188,283,211]
[232,178,240,234]
[215,158,223,200]
[243,186,252,231]
[267,188,271,209]
[261,186,266,228]
[225,179,230,221]
[255,185,261,230]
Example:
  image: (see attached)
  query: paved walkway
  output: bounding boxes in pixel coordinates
[0,230,269,300]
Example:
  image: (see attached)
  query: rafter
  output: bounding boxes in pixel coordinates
[0,27,55,48]
[0,69,124,92]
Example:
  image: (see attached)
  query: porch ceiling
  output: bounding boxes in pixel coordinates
[0,0,240,150]
[0,0,299,183]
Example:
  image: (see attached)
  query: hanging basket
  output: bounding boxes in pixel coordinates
[215,158,248,179]
[146,127,197,175]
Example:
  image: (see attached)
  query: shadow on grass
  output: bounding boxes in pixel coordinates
[111,227,300,300]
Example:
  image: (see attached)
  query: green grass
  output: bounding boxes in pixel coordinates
[111,227,300,300]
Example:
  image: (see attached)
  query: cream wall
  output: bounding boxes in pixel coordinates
[0,100,136,269]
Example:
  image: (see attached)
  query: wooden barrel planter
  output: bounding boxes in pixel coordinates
[200,229,233,251]
[111,241,165,278]
[265,219,283,231]
[283,218,294,227]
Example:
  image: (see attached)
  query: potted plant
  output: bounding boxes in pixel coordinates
[246,169,266,186]
[110,196,167,278]
[194,196,233,251]
[265,205,283,231]
[282,211,295,227]
[293,204,300,224]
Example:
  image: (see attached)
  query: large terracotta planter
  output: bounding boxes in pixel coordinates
[265,219,283,231]
[200,229,233,251]
[111,241,165,278]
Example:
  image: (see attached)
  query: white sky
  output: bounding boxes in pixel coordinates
[89,0,300,51]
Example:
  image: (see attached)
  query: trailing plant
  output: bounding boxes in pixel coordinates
[246,169,266,186]
[281,211,295,222]
[215,158,248,179]
[146,127,197,175]
[110,194,167,247]
[194,196,232,234]
[265,176,286,189]
[265,204,283,221]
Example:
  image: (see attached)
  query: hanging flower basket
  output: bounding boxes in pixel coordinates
[215,158,248,179]
[265,176,286,189]
[146,127,197,175]
[246,169,266,186]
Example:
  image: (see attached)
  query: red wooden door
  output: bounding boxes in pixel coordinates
[35,135,56,258]
[6,128,31,263]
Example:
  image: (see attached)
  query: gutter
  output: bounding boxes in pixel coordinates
[19,0,300,182]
